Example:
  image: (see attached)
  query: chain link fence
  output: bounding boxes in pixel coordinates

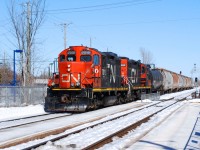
[0,86,47,107]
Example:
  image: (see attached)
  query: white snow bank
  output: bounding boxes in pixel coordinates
[136,99,153,103]
[0,88,199,122]
[187,99,200,103]
[0,104,46,121]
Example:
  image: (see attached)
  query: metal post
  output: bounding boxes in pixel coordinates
[6,87,8,107]
[90,37,92,47]
[53,60,55,73]
[55,58,58,72]
[61,23,72,49]
[64,23,66,49]
[48,66,50,77]
[13,50,16,86]
[49,63,53,76]
[13,50,23,86]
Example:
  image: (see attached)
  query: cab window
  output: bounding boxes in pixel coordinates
[67,55,76,61]
[80,55,91,62]
[60,55,65,62]
[142,67,146,74]
[93,55,99,65]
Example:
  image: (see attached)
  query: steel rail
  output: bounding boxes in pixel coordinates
[23,97,188,150]
[1,91,193,149]
[0,113,72,131]
[0,113,49,123]
[83,100,184,150]
[19,101,164,150]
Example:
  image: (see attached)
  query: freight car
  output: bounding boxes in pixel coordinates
[44,46,192,112]
[151,68,192,94]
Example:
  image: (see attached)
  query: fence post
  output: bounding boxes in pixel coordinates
[29,88,31,105]
[20,86,22,105]
[5,87,8,107]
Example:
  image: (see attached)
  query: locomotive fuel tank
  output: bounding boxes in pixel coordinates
[103,96,118,106]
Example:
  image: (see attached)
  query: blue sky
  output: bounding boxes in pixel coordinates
[0,0,200,78]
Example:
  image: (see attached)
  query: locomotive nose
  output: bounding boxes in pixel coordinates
[60,62,92,88]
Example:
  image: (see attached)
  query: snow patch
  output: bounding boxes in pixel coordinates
[136,99,153,103]
[0,104,46,121]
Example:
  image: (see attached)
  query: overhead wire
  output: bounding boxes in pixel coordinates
[1,0,200,70]
[46,0,149,12]
[76,17,200,28]
[44,0,161,14]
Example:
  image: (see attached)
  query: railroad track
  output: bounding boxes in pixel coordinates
[0,90,194,149]
[0,102,150,149]
[0,113,49,123]
[0,113,72,130]
[83,100,183,150]
[7,101,179,149]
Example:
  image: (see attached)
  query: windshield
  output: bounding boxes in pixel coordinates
[80,55,91,62]
[67,55,76,61]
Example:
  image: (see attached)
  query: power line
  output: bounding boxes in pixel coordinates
[75,17,200,28]
[0,0,161,23]
[44,0,161,14]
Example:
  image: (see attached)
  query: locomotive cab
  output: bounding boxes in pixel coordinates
[120,57,140,87]
[53,46,102,89]
[45,46,102,112]
[140,63,152,87]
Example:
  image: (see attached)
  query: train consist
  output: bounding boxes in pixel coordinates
[45,46,192,112]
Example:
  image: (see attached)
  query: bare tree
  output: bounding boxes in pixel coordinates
[0,62,13,85]
[8,0,46,86]
[140,47,154,64]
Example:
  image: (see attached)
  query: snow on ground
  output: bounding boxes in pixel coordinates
[100,101,200,150]
[0,105,46,121]
[189,98,200,102]
[136,99,153,103]
[0,88,200,150]
[0,88,198,122]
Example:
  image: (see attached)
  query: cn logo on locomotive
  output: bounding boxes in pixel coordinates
[62,74,80,83]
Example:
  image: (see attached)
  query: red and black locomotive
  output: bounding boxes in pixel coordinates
[45,45,192,112]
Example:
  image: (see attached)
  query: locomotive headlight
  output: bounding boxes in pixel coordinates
[76,82,80,86]
[67,68,71,72]
[51,82,55,86]
[68,64,71,68]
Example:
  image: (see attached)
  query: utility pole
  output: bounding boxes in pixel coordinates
[60,23,67,49]
[64,23,66,49]
[90,37,92,47]
[61,23,72,49]
[89,37,96,48]
[26,1,31,86]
